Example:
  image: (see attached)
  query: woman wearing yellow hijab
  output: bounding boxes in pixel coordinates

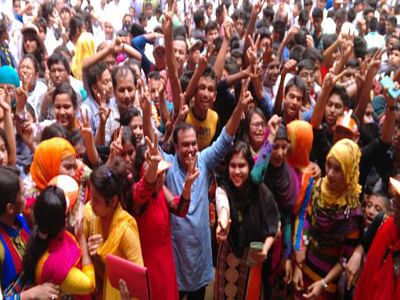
[71,32,95,80]
[292,139,364,299]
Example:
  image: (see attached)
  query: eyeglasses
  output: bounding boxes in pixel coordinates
[250,122,266,129]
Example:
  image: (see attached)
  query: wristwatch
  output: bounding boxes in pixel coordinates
[321,279,328,290]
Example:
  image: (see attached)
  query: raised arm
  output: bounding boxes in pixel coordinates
[243,0,264,66]
[355,49,384,123]
[139,81,155,144]
[79,108,99,168]
[245,36,264,101]
[273,59,297,115]
[0,88,16,165]
[278,26,298,63]
[94,92,111,146]
[381,86,397,144]
[184,48,212,102]
[82,40,114,73]
[225,79,253,137]
[322,38,342,68]
[162,9,183,113]
[213,22,233,81]
[331,39,353,75]
[310,71,343,129]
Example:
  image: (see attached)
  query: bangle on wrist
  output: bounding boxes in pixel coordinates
[321,278,328,290]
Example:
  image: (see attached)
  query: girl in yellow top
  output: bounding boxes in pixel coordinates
[23,186,95,299]
[83,158,143,300]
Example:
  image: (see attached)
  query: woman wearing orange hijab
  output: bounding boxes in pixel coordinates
[285,120,318,279]
[25,137,80,227]
[286,120,316,250]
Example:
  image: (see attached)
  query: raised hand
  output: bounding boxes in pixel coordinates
[162,10,173,37]
[238,78,253,111]
[112,37,124,53]
[267,114,282,143]
[342,40,354,61]
[15,78,29,114]
[16,120,34,150]
[223,21,234,41]
[79,108,93,142]
[139,82,152,117]
[322,69,347,92]
[98,90,111,125]
[0,87,11,114]
[253,0,266,16]
[144,133,162,166]
[184,152,199,188]
[368,48,385,76]
[283,59,297,75]
[262,43,273,69]
[246,34,261,65]
[181,152,199,201]
[108,127,123,164]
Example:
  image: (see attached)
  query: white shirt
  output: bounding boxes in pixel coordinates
[105,0,131,31]
[364,32,385,49]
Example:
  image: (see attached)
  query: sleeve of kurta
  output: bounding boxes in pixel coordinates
[60,265,96,295]
[119,224,144,267]
[342,219,362,260]
[132,176,155,206]
[201,127,234,171]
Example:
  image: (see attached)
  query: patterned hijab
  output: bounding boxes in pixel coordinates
[320,138,361,208]
[30,138,76,190]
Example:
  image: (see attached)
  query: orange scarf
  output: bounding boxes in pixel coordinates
[30,137,76,190]
[286,120,313,172]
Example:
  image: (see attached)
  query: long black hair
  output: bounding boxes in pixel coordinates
[90,157,127,206]
[22,29,46,77]
[0,166,20,215]
[120,126,145,182]
[23,186,67,282]
[221,141,277,256]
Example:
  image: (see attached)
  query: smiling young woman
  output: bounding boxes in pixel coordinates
[52,82,79,133]
[215,141,280,299]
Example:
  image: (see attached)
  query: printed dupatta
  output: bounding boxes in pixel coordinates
[292,171,313,252]
[0,215,29,290]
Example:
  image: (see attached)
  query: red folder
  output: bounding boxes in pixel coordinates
[106,254,150,300]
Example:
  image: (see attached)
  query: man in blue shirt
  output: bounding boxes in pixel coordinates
[145,82,253,298]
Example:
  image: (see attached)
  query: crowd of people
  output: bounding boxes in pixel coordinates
[0,0,400,299]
